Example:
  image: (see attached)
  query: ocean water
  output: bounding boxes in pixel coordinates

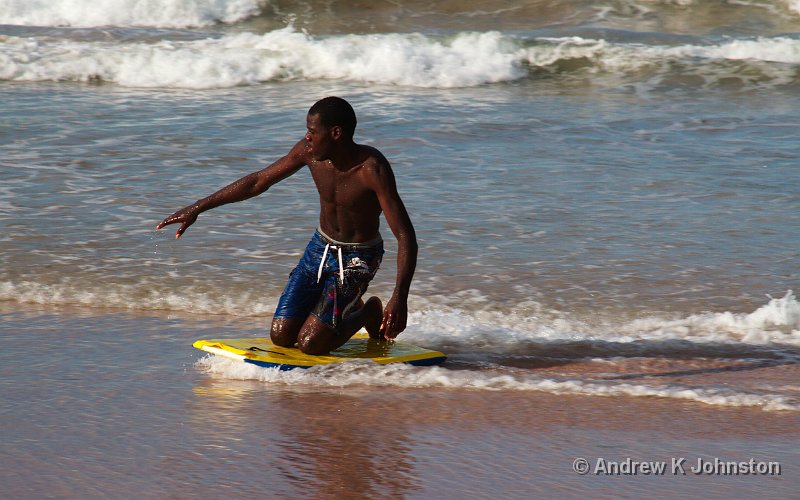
[2,1,800,497]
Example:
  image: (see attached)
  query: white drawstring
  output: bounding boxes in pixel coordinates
[317,243,328,283]
[317,243,345,285]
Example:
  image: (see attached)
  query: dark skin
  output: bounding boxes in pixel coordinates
[157,112,418,354]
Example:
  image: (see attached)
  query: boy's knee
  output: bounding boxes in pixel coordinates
[270,317,301,347]
[296,317,335,355]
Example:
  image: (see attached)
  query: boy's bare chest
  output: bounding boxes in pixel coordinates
[309,162,375,207]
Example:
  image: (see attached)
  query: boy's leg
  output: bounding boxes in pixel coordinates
[270,263,323,347]
[297,296,383,355]
[270,231,329,347]
[270,317,305,347]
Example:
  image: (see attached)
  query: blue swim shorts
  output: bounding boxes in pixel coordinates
[273,229,384,330]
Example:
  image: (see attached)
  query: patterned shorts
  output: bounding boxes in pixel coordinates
[273,230,384,330]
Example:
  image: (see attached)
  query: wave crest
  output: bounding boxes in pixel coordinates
[0,0,264,28]
[2,28,800,89]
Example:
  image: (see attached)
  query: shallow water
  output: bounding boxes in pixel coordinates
[2,83,798,317]
[1,306,797,498]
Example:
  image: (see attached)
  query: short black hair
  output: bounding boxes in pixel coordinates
[308,96,357,139]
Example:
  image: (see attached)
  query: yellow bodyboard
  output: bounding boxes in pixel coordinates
[194,332,446,370]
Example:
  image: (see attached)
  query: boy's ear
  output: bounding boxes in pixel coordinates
[331,125,343,140]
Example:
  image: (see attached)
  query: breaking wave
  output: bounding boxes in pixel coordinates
[1,28,799,89]
[0,0,265,28]
[4,273,797,351]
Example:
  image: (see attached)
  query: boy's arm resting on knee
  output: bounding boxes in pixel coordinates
[366,160,418,338]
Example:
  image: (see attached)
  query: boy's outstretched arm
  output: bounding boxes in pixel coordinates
[157,140,308,238]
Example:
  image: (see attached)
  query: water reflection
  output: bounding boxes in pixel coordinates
[189,379,421,497]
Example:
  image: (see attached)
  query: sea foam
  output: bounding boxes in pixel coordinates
[196,355,799,411]
[403,291,800,350]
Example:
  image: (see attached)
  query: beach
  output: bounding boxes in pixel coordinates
[1,0,799,497]
[2,304,796,498]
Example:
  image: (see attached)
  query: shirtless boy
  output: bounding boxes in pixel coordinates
[157,97,418,355]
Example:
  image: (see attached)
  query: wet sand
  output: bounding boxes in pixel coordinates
[0,307,797,499]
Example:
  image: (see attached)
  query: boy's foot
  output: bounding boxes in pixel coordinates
[361,296,383,339]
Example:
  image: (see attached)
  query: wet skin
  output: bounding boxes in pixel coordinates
[157,112,417,354]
